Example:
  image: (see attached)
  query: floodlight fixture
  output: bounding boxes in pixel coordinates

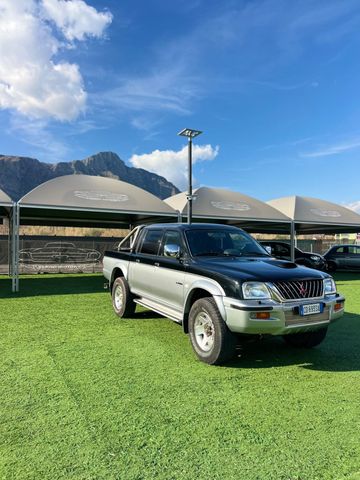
[178,127,203,224]
[178,128,203,139]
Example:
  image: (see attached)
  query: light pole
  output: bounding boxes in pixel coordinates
[178,128,202,224]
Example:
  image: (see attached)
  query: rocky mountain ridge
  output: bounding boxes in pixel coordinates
[0,151,179,201]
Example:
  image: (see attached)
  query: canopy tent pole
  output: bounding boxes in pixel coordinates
[7,213,11,276]
[9,204,14,284]
[290,221,296,262]
[11,203,20,293]
[177,210,182,223]
[15,204,20,292]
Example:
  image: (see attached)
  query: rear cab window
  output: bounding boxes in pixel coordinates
[138,229,163,255]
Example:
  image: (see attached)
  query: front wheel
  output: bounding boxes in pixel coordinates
[283,327,328,348]
[188,297,237,365]
[112,277,136,318]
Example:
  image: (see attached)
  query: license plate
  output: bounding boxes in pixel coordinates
[299,303,323,316]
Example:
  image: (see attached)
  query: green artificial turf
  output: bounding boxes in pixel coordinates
[1,273,360,480]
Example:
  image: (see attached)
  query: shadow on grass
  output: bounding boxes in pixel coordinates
[132,310,163,319]
[1,273,359,373]
[225,311,360,373]
[0,274,104,298]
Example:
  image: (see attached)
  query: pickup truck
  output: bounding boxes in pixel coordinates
[103,223,345,365]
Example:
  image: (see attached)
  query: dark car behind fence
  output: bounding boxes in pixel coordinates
[258,239,358,256]
[0,235,123,274]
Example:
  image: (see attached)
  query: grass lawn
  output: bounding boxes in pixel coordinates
[1,273,360,480]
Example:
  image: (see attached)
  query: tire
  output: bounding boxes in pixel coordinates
[188,297,237,365]
[112,277,136,318]
[283,327,328,348]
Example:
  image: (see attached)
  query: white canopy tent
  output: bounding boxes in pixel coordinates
[11,175,178,291]
[0,188,13,279]
[268,196,360,260]
[165,187,291,233]
[0,187,12,219]
[18,174,178,228]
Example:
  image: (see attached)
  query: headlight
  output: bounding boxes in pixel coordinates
[324,278,336,295]
[310,255,321,262]
[242,282,271,299]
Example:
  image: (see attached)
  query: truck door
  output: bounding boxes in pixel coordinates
[154,230,186,314]
[128,228,163,298]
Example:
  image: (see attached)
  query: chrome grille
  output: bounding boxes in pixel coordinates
[273,279,324,300]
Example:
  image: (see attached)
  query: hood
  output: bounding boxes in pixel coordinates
[192,256,329,283]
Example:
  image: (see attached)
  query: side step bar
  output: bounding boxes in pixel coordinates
[134,298,182,323]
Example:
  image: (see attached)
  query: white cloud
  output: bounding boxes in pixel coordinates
[42,0,112,41]
[8,114,70,161]
[96,68,200,117]
[0,0,112,121]
[130,144,219,189]
[301,139,360,158]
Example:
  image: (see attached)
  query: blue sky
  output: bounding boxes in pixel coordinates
[1,0,360,209]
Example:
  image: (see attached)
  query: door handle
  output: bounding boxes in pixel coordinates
[135,259,140,263]
[154,262,160,267]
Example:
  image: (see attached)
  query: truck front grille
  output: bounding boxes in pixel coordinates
[273,279,324,300]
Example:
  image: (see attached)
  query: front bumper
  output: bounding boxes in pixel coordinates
[222,294,345,335]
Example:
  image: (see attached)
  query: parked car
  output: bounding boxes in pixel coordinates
[260,241,326,270]
[19,242,101,264]
[103,224,344,365]
[324,244,360,271]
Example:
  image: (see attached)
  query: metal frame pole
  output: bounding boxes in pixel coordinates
[11,203,18,292]
[187,137,193,225]
[10,205,14,290]
[290,221,295,262]
[6,213,11,277]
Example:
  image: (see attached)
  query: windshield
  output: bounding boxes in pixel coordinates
[185,228,269,257]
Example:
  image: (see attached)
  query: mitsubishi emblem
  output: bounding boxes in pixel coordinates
[299,282,307,297]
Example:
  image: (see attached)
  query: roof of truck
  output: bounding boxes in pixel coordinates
[142,223,245,230]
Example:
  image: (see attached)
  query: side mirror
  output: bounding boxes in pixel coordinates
[264,246,272,255]
[164,244,181,258]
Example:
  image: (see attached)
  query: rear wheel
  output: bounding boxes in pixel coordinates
[283,327,328,348]
[112,277,136,318]
[327,262,337,272]
[188,297,237,365]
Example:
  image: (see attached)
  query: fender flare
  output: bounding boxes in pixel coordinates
[183,279,226,331]
[110,264,129,288]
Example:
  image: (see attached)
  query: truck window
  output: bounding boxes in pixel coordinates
[138,229,163,255]
[186,229,266,257]
[275,244,290,256]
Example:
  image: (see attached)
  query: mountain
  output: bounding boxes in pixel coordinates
[0,151,179,201]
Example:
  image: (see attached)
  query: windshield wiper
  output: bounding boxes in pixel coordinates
[241,251,269,257]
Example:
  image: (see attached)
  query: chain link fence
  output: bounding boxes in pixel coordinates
[0,236,9,274]
[0,234,358,275]
[277,239,357,255]
[0,235,123,275]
